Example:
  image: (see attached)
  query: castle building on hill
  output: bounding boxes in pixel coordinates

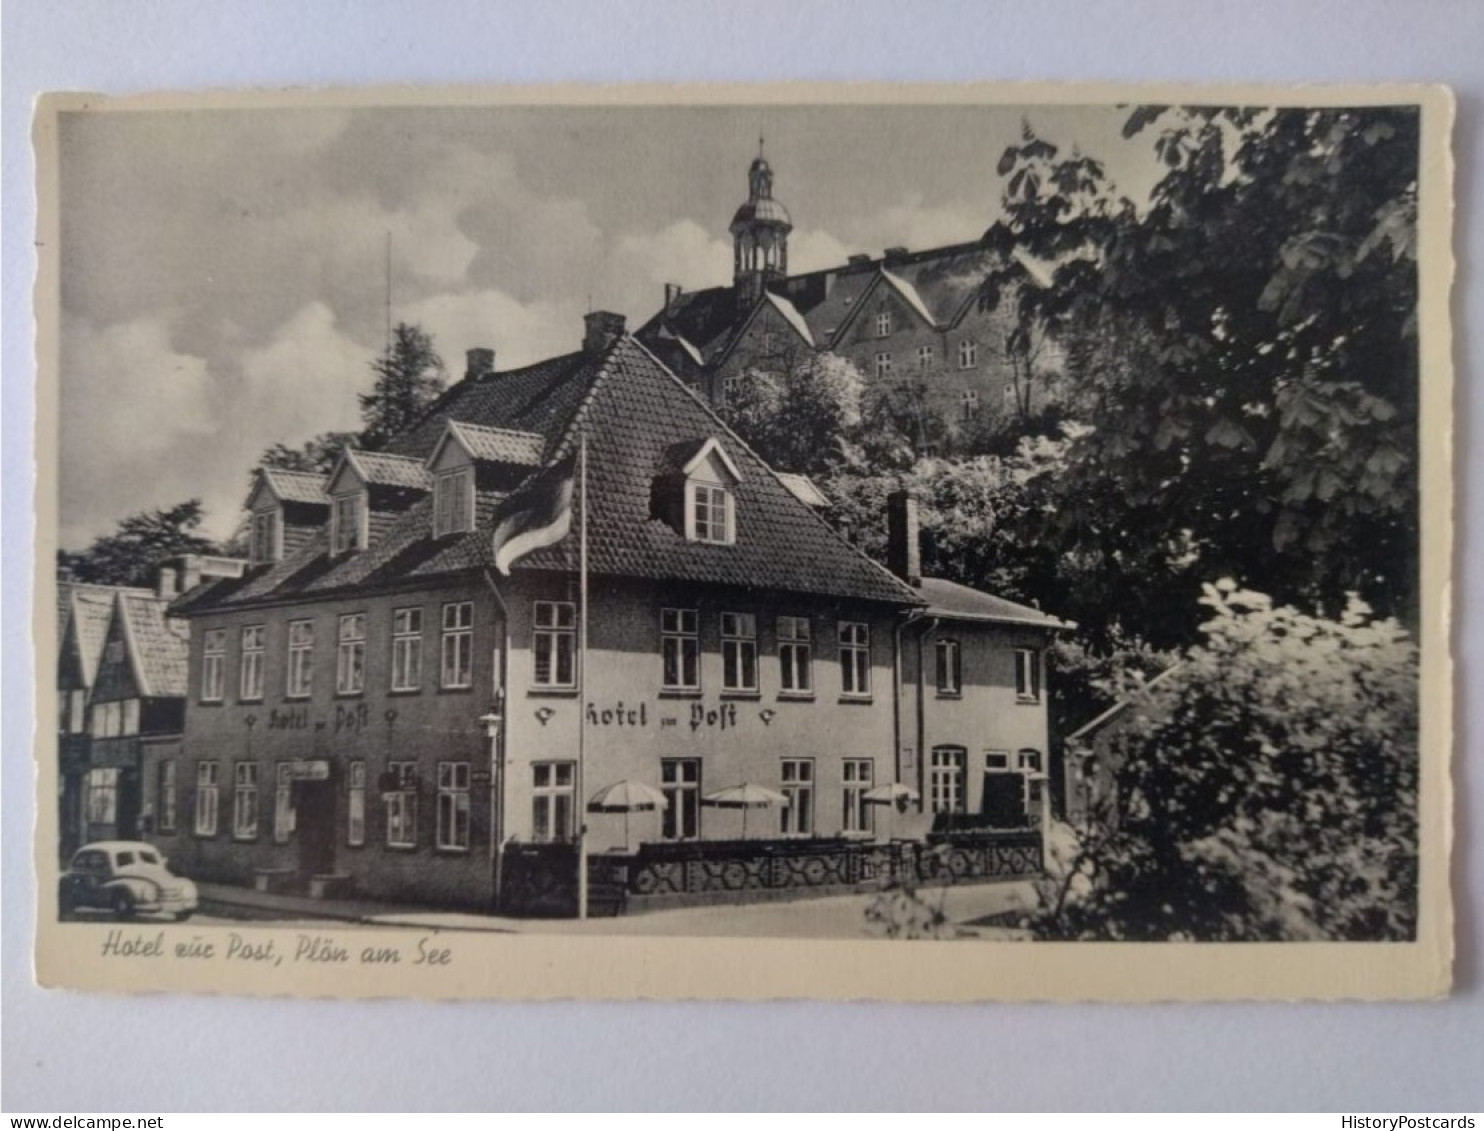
[636,150,1063,454]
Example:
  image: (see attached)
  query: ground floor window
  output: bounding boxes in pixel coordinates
[929,746,966,814]
[194,762,220,836]
[273,763,296,843]
[157,760,177,833]
[660,758,700,840]
[842,758,874,834]
[86,768,118,825]
[532,761,575,843]
[385,762,418,847]
[437,761,471,850]
[347,761,366,846]
[780,758,814,836]
[233,762,259,840]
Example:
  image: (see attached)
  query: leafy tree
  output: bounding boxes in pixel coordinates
[982,107,1420,644]
[1034,582,1418,941]
[720,351,865,477]
[58,500,218,587]
[257,431,359,477]
[358,322,447,450]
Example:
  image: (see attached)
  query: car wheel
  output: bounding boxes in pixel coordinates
[111,890,136,920]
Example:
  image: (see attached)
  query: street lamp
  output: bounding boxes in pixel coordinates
[479,703,504,914]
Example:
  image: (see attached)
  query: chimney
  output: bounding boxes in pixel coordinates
[465,347,495,381]
[886,489,922,586]
[847,253,872,270]
[884,246,909,264]
[156,565,178,600]
[664,283,683,310]
[583,310,626,354]
[177,554,203,594]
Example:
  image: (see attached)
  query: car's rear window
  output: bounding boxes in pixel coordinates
[115,851,135,866]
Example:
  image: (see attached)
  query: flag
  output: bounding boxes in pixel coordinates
[491,452,577,576]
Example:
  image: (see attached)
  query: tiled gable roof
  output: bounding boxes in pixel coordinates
[346,449,433,491]
[118,592,191,698]
[263,468,330,505]
[64,585,137,686]
[917,576,1072,630]
[447,421,545,466]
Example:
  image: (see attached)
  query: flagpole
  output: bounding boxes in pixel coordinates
[576,432,590,921]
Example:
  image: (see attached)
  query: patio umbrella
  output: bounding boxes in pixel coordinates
[701,782,789,839]
[862,782,921,839]
[587,780,668,849]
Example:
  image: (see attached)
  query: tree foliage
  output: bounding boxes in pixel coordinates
[58,499,218,587]
[982,106,1420,644]
[257,431,360,477]
[1035,583,1418,941]
[719,352,865,477]
[358,322,447,451]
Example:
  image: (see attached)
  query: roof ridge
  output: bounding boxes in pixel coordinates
[624,334,923,605]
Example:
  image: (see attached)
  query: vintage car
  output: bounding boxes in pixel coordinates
[59,841,198,921]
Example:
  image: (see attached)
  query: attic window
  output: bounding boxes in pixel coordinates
[331,492,365,554]
[434,468,474,538]
[875,310,892,337]
[250,508,281,565]
[688,483,733,545]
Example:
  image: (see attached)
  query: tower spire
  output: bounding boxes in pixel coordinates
[730,145,792,304]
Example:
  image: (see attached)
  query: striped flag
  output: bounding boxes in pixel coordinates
[491,452,577,576]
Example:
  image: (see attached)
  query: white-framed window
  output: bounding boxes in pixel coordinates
[842,758,874,834]
[158,760,177,833]
[249,508,280,565]
[721,612,757,693]
[194,762,220,837]
[337,612,366,694]
[661,607,700,691]
[838,621,871,697]
[385,762,418,848]
[434,468,474,538]
[441,602,473,689]
[86,768,119,825]
[777,616,812,694]
[961,389,980,420]
[721,374,740,407]
[436,761,471,851]
[660,758,701,841]
[874,351,892,379]
[780,759,814,836]
[91,700,124,738]
[958,339,978,368]
[875,309,892,337]
[532,601,576,689]
[287,619,314,698]
[347,761,366,846]
[531,761,575,843]
[918,344,935,370]
[929,746,966,814]
[985,750,1012,771]
[240,624,265,701]
[331,492,364,554]
[66,689,86,734]
[232,761,259,840]
[391,607,423,691]
[273,762,296,843]
[1015,647,1042,703]
[1016,749,1043,773]
[686,482,734,545]
[936,638,962,696]
[201,628,226,702]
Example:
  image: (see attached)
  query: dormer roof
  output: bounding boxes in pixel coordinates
[429,420,546,469]
[252,468,330,508]
[328,448,432,496]
[658,436,743,482]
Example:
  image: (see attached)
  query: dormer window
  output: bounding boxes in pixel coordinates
[249,508,281,565]
[655,436,742,547]
[331,492,365,554]
[434,468,474,538]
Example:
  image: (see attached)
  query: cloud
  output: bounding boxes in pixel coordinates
[58,314,217,545]
[400,288,586,372]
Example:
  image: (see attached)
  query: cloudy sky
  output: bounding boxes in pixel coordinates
[55,99,1164,546]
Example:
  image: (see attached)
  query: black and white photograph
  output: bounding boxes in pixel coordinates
[32,84,1453,1001]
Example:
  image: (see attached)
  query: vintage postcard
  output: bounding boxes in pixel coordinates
[32,82,1454,1002]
